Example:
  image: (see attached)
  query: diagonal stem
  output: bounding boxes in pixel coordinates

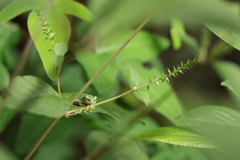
[69,18,150,105]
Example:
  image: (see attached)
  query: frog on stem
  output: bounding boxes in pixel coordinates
[66,93,98,117]
[73,93,98,107]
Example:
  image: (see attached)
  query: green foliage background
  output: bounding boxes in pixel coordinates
[1,0,240,160]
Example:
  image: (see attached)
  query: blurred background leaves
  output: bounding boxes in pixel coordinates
[1,0,240,159]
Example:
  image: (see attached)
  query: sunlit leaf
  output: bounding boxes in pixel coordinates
[54,0,94,22]
[54,42,68,56]
[127,63,141,86]
[51,54,64,67]
[133,127,218,148]
[27,6,71,80]
[206,24,240,51]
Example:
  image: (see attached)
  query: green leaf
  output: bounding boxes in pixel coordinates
[0,22,20,59]
[59,64,96,93]
[94,30,169,62]
[213,61,240,108]
[54,0,94,22]
[51,42,68,67]
[90,0,240,39]
[54,42,68,56]
[221,80,240,97]
[174,105,240,154]
[5,76,70,118]
[31,141,75,160]
[27,6,71,80]
[51,53,64,67]
[137,90,150,106]
[174,105,240,131]
[206,23,240,51]
[85,130,149,160]
[76,51,117,93]
[127,63,141,86]
[23,95,69,118]
[0,144,18,160]
[133,127,218,148]
[93,103,130,121]
[170,19,185,50]
[0,0,43,25]
[0,108,16,132]
[119,60,183,122]
[0,63,9,91]
[14,113,53,154]
[61,92,78,102]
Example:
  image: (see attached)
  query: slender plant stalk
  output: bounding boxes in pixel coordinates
[24,69,61,160]
[11,37,34,80]
[65,59,198,117]
[65,77,163,116]
[56,67,62,97]
[24,18,150,160]
[24,118,60,160]
[69,17,150,105]
[0,38,34,116]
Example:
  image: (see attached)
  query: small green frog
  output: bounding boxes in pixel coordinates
[73,93,98,107]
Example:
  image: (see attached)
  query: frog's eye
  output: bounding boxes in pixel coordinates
[83,96,87,100]
[73,102,79,106]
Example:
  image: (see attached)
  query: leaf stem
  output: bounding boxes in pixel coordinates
[69,18,150,105]
[56,67,61,97]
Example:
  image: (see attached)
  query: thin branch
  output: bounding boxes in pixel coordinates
[24,118,60,160]
[11,37,34,80]
[65,59,198,117]
[69,18,150,105]
[65,77,163,117]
